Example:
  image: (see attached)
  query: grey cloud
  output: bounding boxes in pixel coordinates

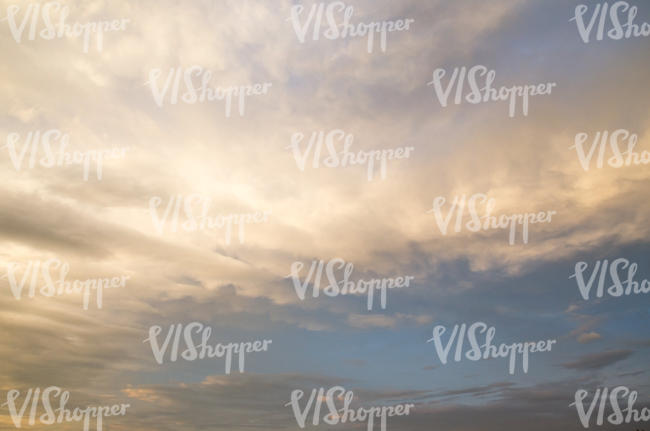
[561,350,634,371]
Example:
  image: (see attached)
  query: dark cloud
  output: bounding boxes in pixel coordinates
[437,382,514,398]
[561,350,634,371]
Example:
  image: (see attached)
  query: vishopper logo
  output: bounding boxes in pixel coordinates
[148,194,271,245]
[145,66,272,117]
[427,65,556,118]
[3,259,129,310]
[285,386,414,431]
[1,2,129,53]
[287,258,415,311]
[570,129,649,171]
[570,258,650,300]
[1,387,130,430]
[426,322,557,375]
[571,1,650,43]
[288,1,415,53]
[143,322,272,374]
[427,193,557,245]
[287,130,414,181]
[3,130,130,181]
[570,386,650,428]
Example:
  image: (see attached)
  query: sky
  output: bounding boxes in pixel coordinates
[0,0,649,430]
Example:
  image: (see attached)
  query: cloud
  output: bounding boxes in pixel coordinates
[346,312,432,329]
[576,332,601,344]
[102,375,612,431]
[113,373,429,431]
[1,1,649,430]
[561,350,634,371]
[436,382,515,398]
